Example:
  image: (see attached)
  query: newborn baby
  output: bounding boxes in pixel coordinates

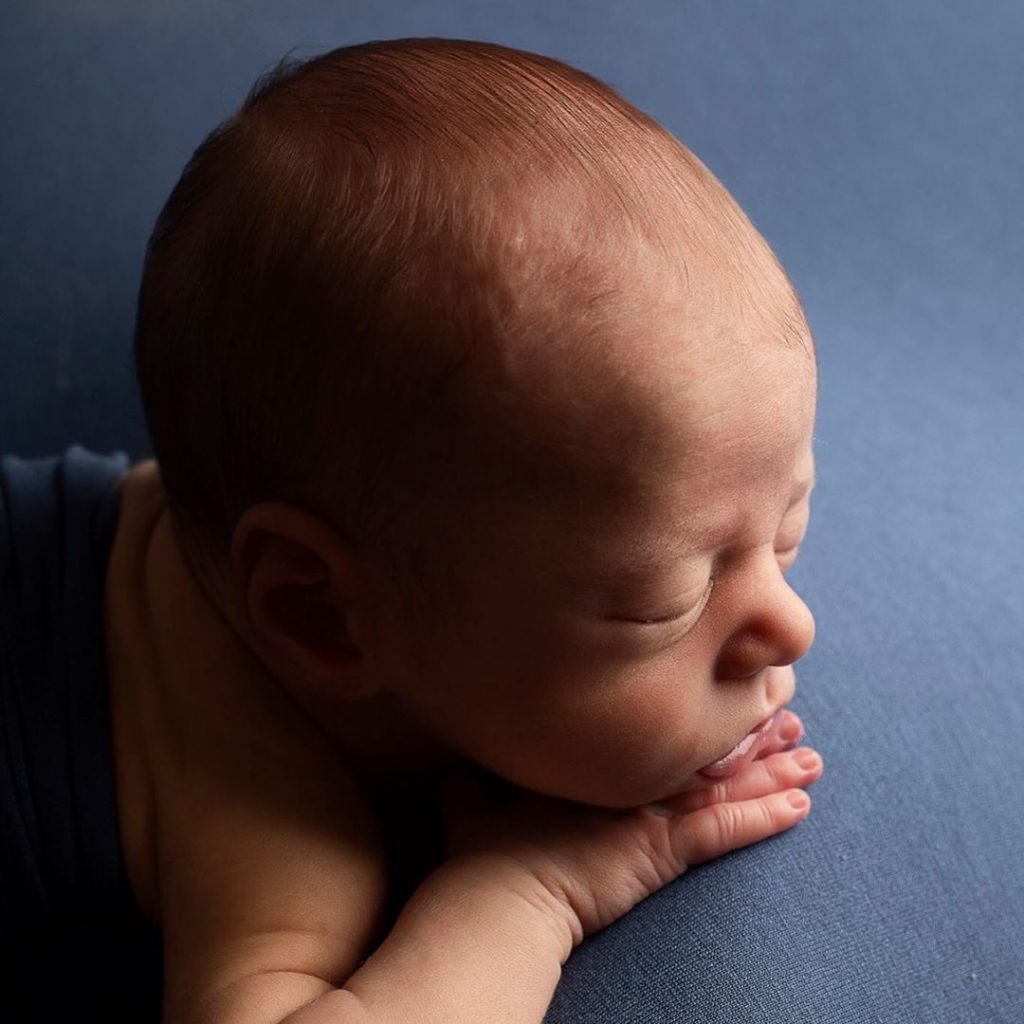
[28,37,826,1022]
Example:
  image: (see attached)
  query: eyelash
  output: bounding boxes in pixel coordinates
[632,574,717,626]
[632,543,801,627]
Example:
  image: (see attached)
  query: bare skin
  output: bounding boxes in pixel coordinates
[102,241,823,1021]
[104,468,396,1020]
[212,261,818,811]
[103,477,822,1024]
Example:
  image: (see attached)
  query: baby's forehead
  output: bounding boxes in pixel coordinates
[491,267,811,424]
[461,313,813,526]
[443,193,814,491]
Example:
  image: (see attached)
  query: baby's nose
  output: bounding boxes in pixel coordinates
[716,585,815,680]
[776,593,815,665]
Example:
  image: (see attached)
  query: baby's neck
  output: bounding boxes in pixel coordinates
[288,686,466,790]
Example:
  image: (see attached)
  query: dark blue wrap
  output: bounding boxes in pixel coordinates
[0,445,162,1018]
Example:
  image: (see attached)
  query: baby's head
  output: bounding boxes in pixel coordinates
[134,37,816,808]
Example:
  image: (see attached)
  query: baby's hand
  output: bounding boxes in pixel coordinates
[437,710,823,951]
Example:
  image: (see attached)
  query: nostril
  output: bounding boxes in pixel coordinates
[715,662,772,685]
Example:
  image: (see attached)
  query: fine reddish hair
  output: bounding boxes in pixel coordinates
[132,36,805,622]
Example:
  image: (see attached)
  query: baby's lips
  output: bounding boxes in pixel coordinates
[697,707,798,779]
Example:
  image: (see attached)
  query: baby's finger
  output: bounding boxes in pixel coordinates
[664,747,823,817]
[673,787,813,868]
[753,709,805,760]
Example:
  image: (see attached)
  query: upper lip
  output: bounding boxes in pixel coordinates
[735,701,789,752]
[764,664,797,713]
[715,668,795,755]
[698,705,787,778]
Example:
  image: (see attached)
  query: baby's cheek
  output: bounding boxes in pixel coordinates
[569,688,704,791]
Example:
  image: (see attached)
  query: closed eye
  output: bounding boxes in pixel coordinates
[621,541,801,626]
[613,575,716,627]
[605,499,811,629]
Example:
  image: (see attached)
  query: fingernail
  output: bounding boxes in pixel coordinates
[780,717,803,743]
[794,749,820,772]
[787,790,810,811]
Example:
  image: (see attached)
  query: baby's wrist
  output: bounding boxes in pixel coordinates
[430,853,579,964]
[331,853,571,1024]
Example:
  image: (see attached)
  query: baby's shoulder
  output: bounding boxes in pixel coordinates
[105,462,390,1016]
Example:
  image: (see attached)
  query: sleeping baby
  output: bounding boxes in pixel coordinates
[3,36,825,1023]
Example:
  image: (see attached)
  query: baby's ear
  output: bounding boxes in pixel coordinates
[229,502,384,700]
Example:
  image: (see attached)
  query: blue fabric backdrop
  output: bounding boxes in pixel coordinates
[1,2,1021,1021]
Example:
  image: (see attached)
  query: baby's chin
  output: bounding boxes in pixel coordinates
[488,759,708,811]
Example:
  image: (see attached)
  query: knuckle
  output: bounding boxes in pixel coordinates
[635,817,684,885]
[706,780,732,806]
[766,756,791,787]
[762,794,785,827]
[710,799,744,845]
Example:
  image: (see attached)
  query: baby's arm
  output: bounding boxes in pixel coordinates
[155,721,392,1024]
[273,741,824,1024]
[165,716,820,1024]
[285,857,569,1024]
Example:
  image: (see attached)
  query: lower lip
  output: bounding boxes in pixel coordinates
[697,708,785,779]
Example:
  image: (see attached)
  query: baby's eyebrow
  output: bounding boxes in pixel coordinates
[790,469,816,504]
[580,467,817,587]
